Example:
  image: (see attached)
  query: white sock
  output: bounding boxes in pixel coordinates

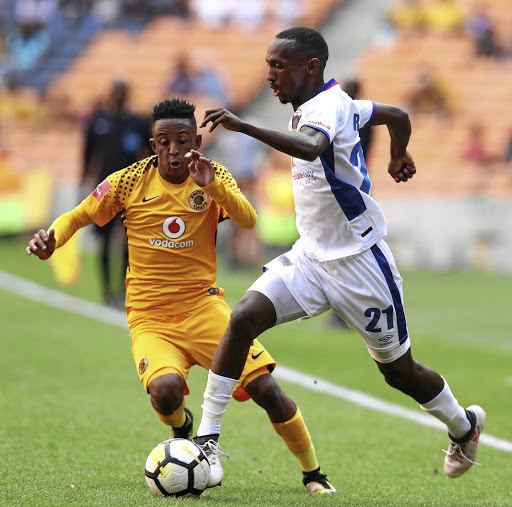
[420,378,471,439]
[196,370,239,437]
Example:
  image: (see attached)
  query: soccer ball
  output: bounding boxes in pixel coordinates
[145,438,210,498]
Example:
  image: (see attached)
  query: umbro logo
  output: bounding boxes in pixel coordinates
[251,351,264,360]
[142,195,160,202]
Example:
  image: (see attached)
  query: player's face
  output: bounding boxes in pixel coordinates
[265,38,309,109]
[150,118,202,184]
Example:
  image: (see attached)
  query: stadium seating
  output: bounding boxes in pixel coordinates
[354,0,512,197]
[1,0,344,188]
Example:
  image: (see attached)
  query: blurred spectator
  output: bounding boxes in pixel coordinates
[4,20,50,75]
[388,0,425,37]
[465,5,502,59]
[407,66,454,121]
[256,150,298,262]
[92,0,122,27]
[342,77,374,160]
[422,0,465,36]
[462,122,492,165]
[60,0,94,26]
[168,54,195,95]
[149,0,190,18]
[230,0,266,31]
[196,65,230,107]
[190,0,232,28]
[270,0,307,27]
[167,55,230,107]
[82,80,152,307]
[0,73,43,123]
[14,0,58,27]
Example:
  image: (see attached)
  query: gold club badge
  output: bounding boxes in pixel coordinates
[188,189,211,211]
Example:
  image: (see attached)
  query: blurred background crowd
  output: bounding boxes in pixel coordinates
[1,0,511,305]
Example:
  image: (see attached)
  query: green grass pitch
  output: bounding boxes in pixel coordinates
[1,236,511,506]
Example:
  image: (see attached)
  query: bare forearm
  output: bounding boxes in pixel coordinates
[239,122,324,161]
[371,104,411,157]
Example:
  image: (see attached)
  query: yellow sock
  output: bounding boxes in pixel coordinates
[272,407,319,473]
[154,399,186,427]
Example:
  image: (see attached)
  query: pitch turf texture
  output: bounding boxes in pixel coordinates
[1,237,511,506]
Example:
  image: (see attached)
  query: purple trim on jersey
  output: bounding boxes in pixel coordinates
[370,244,408,344]
[316,78,339,96]
[301,123,330,142]
[319,143,367,221]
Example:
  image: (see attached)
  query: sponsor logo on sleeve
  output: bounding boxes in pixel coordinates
[92,179,112,202]
[309,120,331,130]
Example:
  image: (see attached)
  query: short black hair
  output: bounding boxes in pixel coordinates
[152,98,196,126]
[275,27,329,69]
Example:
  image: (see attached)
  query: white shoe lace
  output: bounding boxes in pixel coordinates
[202,439,234,465]
[442,442,481,467]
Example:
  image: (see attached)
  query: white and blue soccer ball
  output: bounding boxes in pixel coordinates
[145,438,210,498]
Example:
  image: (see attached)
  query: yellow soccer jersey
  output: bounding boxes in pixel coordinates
[78,155,256,312]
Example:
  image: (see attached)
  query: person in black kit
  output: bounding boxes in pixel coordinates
[82,80,152,306]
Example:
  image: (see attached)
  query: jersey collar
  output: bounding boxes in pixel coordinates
[317,78,339,96]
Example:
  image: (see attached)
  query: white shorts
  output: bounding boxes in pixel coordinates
[249,239,411,364]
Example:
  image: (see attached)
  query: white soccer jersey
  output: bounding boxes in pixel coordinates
[290,78,387,261]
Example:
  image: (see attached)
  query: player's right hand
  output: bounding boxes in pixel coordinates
[388,151,416,183]
[200,108,243,133]
[26,228,56,260]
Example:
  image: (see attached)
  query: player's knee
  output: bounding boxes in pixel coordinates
[246,375,294,414]
[229,296,274,340]
[148,374,184,415]
[229,305,261,342]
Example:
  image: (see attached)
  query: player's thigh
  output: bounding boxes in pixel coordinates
[129,316,192,392]
[183,297,232,369]
[324,240,410,363]
[248,268,310,325]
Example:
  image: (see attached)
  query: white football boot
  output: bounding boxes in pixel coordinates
[195,438,233,488]
[444,405,486,478]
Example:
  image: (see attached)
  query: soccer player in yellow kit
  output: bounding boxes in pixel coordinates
[26,98,336,494]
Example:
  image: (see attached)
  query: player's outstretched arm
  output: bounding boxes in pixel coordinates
[370,103,416,183]
[26,228,56,260]
[201,108,328,161]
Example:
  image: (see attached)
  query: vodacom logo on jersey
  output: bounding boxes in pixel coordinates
[148,216,194,249]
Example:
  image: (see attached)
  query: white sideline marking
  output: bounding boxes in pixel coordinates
[2,269,511,454]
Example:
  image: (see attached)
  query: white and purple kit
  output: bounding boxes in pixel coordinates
[250,79,410,363]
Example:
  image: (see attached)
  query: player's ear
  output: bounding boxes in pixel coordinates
[306,58,320,76]
[149,138,157,153]
[194,134,202,150]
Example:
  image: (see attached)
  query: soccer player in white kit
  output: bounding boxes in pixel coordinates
[194,27,486,491]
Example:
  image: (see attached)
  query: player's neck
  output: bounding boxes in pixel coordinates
[292,80,326,111]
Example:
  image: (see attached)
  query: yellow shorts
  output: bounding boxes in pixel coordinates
[128,296,275,401]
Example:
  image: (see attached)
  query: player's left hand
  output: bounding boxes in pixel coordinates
[388,151,416,183]
[186,149,215,187]
[200,108,243,133]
